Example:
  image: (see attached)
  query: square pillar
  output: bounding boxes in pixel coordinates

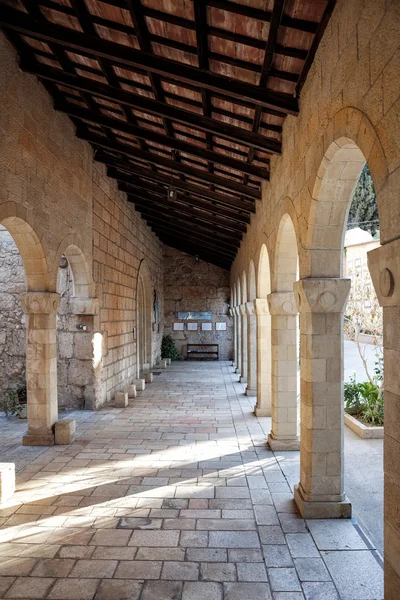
[267,292,299,451]
[21,292,60,446]
[368,240,400,598]
[234,306,241,375]
[245,301,257,396]
[253,298,272,417]
[239,304,248,384]
[293,278,351,518]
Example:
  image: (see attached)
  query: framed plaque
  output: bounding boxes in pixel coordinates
[201,322,212,331]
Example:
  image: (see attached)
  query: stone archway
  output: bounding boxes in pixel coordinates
[254,244,272,416]
[136,260,153,376]
[234,279,242,376]
[245,260,257,396]
[239,271,248,385]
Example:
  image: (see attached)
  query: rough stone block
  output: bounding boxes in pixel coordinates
[126,384,137,398]
[136,379,145,391]
[115,391,128,408]
[166,358,171,365]
[0,463,15,503]
[144,372,154,383]
[55,419,76,445]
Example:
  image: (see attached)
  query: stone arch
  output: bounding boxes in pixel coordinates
[274,213,299,292]
[52,234,94,298]
[248,260,257,301]
[137,259,153,375]
[0,203,48,291]
[257,244,271,298]
[306,108,387,277]
[236,278,242,306]
[241,271,247,304]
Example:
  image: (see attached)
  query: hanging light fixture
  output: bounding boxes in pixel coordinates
[167,149,178,201]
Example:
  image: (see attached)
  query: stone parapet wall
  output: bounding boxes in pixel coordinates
[164,246,233,360]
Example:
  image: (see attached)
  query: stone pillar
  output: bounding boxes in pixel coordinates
[239,304,248,384]
[229,308,237,367]
[21,292,60,446]
[367,240,400,597]
[253,298,272,417]
[267,292,299,451]
[245,301,257,396]
[293,278,351,518]
[234,306,242,375]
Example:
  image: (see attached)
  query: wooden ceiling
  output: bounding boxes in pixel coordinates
[0,0,335,269]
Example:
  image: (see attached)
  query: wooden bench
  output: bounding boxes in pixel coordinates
[187,344,219,361]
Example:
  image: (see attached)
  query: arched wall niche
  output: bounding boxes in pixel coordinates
[274,213,299,293]
[257,244,272,299]
[136,259,153,375]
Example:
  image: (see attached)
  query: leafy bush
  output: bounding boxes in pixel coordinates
[0,380,27,418]
[161,334,180,360]
[344,374,384,426]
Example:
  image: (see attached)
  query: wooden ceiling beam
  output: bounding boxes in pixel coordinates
[79,130,260,198]
[105,163,255,211]
[20,59,279,153]
[55,100,270,179]
[119,180,250,227]
[0,6,298,114]
[160,237,231,269]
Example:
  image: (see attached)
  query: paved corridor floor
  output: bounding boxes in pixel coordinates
[0,362,383,600]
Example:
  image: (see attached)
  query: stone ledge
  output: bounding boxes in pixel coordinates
[344,412,384,439]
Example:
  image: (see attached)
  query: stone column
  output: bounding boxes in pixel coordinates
[229,308,237,367]
[267,292,299,451]
[235,306,242,375]
[21,292,60,446]
[367,240,400,597]
[253,298,272,417]
[293,278,351,518]
[245,301,257,396]
[239,304,248,384]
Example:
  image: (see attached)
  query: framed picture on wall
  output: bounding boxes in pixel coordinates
[215,322,227,331]
[173,322,184,331]
[187,322,198,331]
[201,322,212,331]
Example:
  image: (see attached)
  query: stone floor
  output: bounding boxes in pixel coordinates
[0,361,383,600]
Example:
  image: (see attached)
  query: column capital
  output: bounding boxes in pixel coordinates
[245,301,255,316]
[21,292,60,315]
[70,297,99,315]
[239,303,247,316]
[293,278,350,314]
[233,305,241,316]
[267,291,297,315]
[368,238,400,307]
[253,298,269,315]
[228,307,234,318]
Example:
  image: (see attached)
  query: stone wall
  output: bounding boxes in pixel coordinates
[164,246,233,360]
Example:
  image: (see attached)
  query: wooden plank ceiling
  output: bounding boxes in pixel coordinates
[0,0,335,269]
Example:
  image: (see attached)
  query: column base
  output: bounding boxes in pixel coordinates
[294,484,352,519]
[235,368,241,374]
[268,433,300,451]
[23,433,54,446]
[254,406,271,417]
[245,387,257,396]
[239,375,247,384]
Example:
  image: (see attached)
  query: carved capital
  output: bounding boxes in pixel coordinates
[239,303,247,316]
[70,297,99,316]
[245,301,255,317]
[233,306,241,316]
[253,298,269,316]
[267,292,297,315]
[21,292,60,315]
[368,239,400,307]
[293,278,350,314]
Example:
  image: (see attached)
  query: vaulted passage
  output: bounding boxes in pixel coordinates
[0,361,383,599]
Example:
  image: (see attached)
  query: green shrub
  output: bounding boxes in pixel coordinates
[0,380,27,418]
[161,334,180,360]
[344,374,384,426]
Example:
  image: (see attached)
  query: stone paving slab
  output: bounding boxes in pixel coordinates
[0,361,383,599]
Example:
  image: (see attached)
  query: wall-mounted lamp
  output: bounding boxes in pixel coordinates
[76,323,87,332]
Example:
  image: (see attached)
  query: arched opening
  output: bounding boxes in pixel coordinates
[268,214,300,451]
[235,279,242,376]
[56,244,97,410]
[137,260,153,377]
[239,271,248,385]
[254,244,272,416]
[295,136,384,531]
[245,261,257,396]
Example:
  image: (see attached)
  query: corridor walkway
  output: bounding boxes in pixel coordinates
[0,362,383,600]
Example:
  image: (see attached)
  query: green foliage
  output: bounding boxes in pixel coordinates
[0,380,27,418]
[344,369,384,426]
[348,164,379,236]
[161,334,180,360]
